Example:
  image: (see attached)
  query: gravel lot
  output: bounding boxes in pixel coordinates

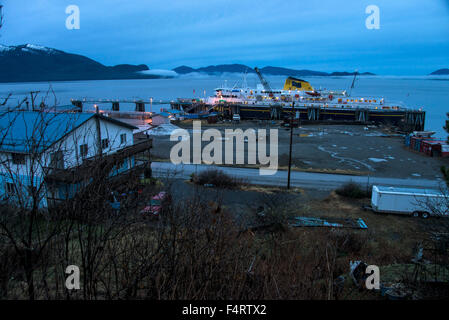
[150,121,449,180]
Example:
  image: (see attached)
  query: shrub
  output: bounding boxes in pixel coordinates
[335,182,371,199]
[193,169,246,189]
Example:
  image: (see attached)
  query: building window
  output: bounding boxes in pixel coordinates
[80,144,88,158]
[101,138,109,149]
[120,133,127,144]
[5,182,15,195]
[50,151,64,169]
[11,153,26,165]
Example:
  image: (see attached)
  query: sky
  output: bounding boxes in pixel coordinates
[0,0,449,75]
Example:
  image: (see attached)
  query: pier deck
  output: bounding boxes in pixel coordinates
[69,98,426,131]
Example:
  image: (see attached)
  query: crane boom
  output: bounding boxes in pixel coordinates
[348,70,358,97]
[254,67,273,92]
[350,70,358,89]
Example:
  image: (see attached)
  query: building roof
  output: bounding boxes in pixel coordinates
[0,111,137,153]
[152,113,169,118]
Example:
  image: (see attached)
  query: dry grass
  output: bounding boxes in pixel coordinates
[184,179,303,195]
[2,176,444,300]
[217,163,369,176]
[239,185,303,194]
[305,191,430,266]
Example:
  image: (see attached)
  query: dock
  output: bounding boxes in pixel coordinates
[211,103,426,131]
[69,98,426,131]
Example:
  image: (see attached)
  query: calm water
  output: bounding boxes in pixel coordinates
[0,74,448,137]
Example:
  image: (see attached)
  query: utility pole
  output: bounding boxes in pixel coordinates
[287,101,295,189]
[94,105,102,157]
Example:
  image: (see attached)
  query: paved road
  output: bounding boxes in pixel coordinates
[151,162,443,191]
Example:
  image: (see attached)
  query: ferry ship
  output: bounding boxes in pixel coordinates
[170,68,425,130]
[205,75,348,106]
[202,70,423,128]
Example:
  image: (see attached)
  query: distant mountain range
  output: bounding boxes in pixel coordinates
[3,44,445,82]
[173,64,375,76]
[0,44,163,82]
[430,68,449,75]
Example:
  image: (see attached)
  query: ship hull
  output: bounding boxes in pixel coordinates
[213,104,424,129]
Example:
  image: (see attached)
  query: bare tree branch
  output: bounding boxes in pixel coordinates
[0,5,4,31]
[0,93,11,106]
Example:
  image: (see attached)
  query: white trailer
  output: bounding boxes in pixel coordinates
[371,185,449,218]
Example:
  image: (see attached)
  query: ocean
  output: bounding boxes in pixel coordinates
[0,74,448,138]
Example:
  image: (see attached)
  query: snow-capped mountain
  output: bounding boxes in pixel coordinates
[0,44,61,55]
[0,44,159,82]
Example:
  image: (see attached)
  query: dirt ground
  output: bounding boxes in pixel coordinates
[151,120,449,180]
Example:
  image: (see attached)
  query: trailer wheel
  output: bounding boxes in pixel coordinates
[412,211,420,218]
[421,212,430,219]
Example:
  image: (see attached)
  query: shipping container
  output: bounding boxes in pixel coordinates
[410,136,416,150]
[442,144,449,157]
[408,132,436,151]
[412,131,436,138]
[421,140,432,155]
[419,139,428,153]
[414,138,421,152]
[421,140,445,156]
[404,134,411,147]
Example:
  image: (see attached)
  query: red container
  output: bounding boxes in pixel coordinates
[442,144,449,158]
[421,140,432,155]
[421,139,443,155]
[420,138,436,153]
[420,140,428,153]
[410,137,416,150]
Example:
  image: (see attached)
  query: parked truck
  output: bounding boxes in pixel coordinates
[370,185,449,218]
